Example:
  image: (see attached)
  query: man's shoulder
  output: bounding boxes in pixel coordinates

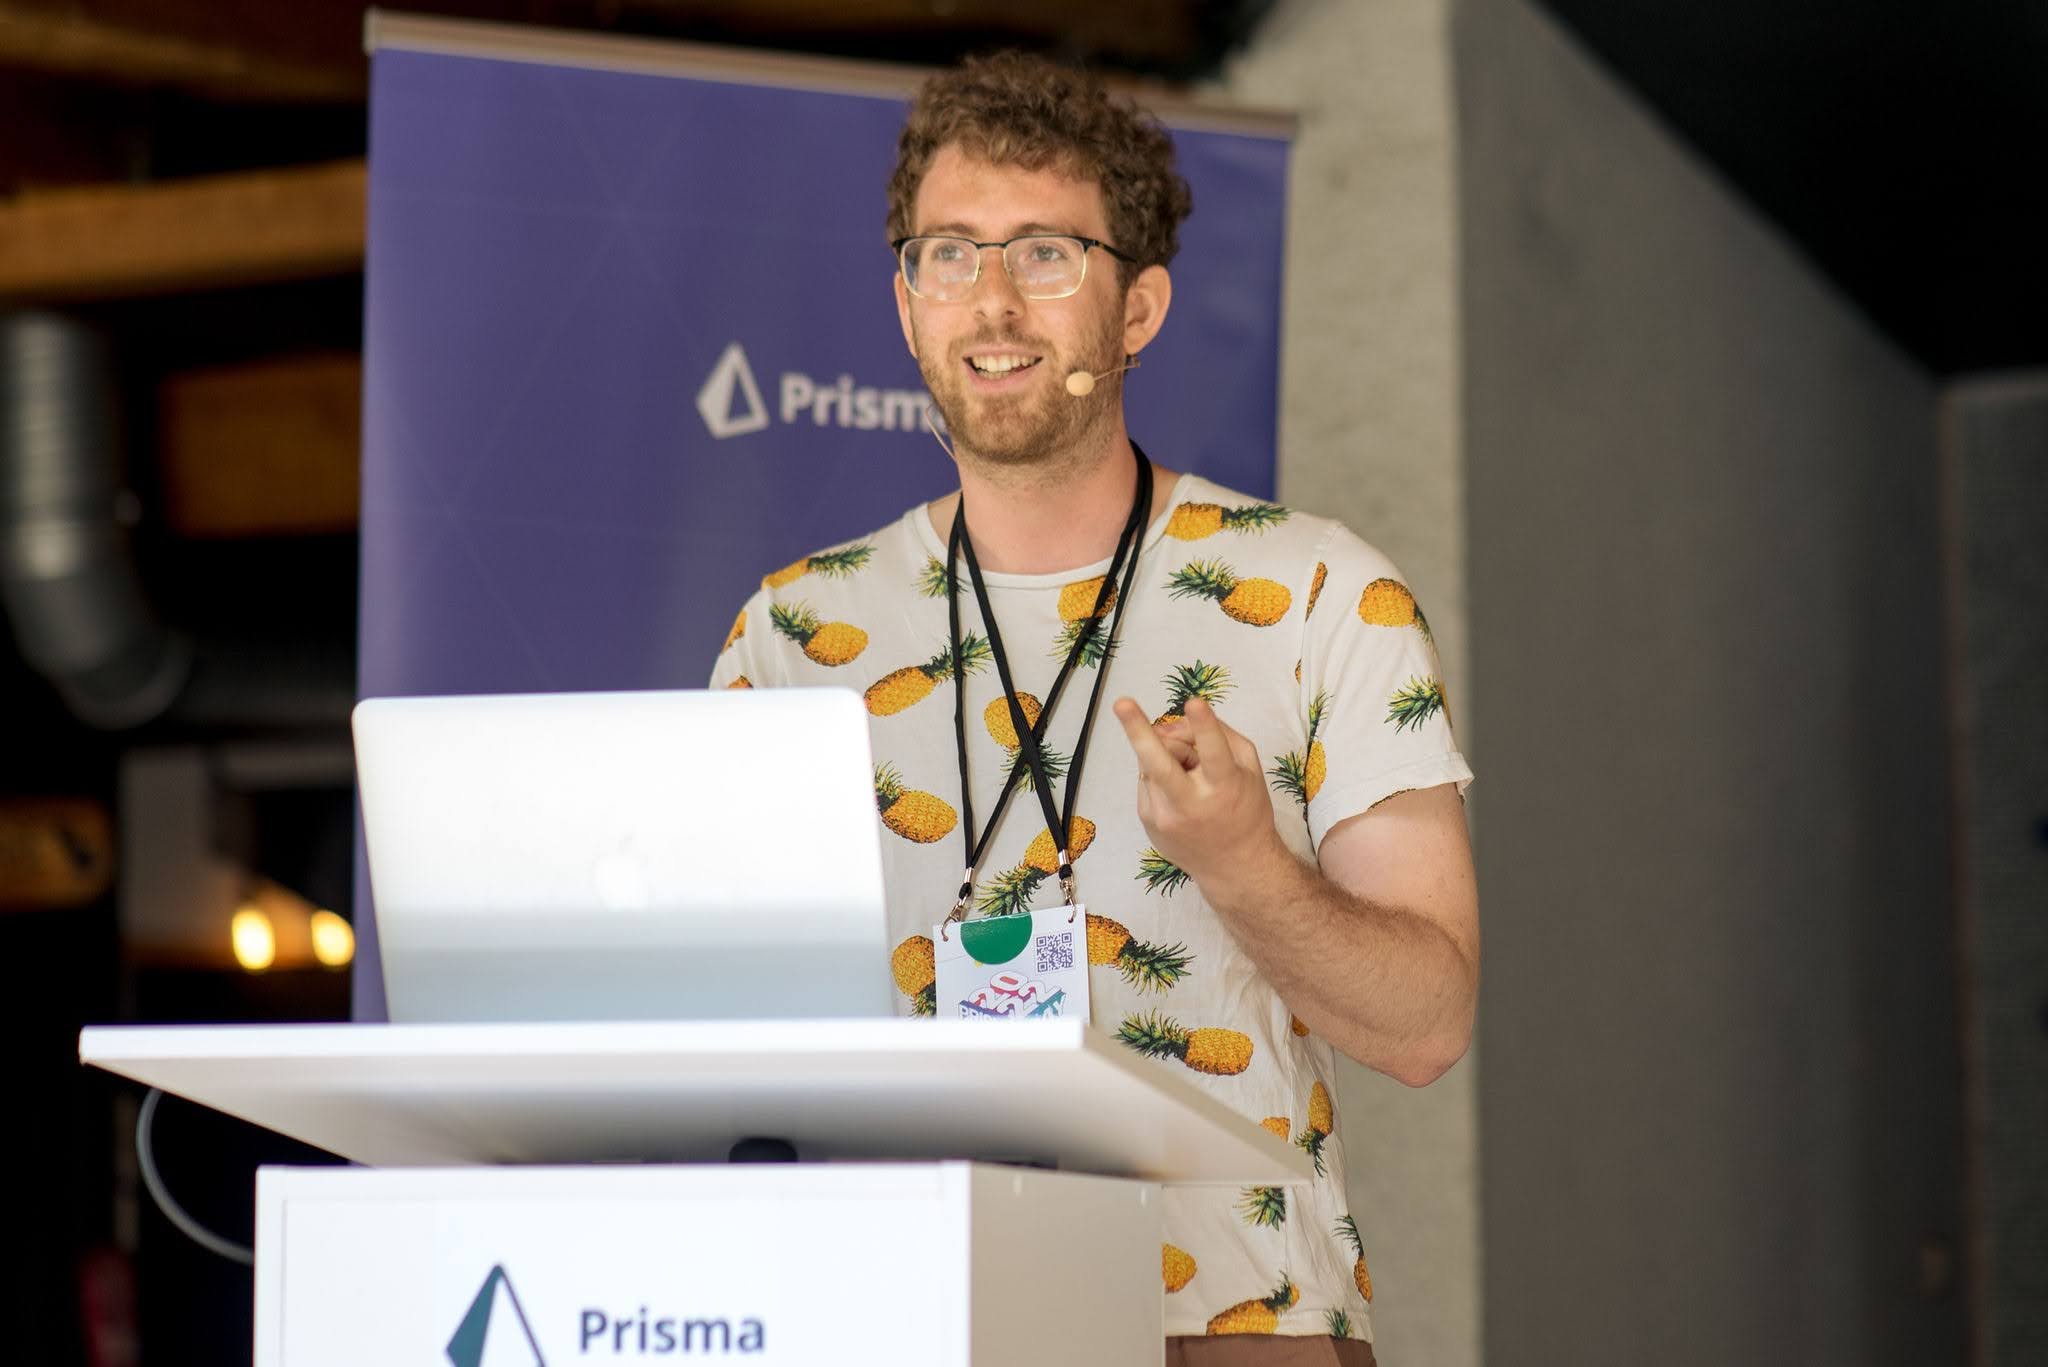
[755,505,932,598]
[1164,474,1395,577]
[716,502,940,688]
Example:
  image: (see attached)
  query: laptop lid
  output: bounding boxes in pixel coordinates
[352,687,889,1024]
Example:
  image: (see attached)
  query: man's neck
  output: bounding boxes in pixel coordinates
[928,430,1180,575]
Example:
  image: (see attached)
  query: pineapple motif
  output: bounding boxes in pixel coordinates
[1116,1011,1254,1075]
[983,694,1070,790]
[1206,1274,1299,1335]
[1163,1243,1197,1294]
[1137,848,1191,896]
[1359,577,1435,644]
[722,609,746,651]
[1290,1015,1311,1037]
[1259,1116,1290,1141]
[762,543,873,590]
[1166,501,1291,541]
[726,676,752,690]
[976,867,1045,918]
[874,764,957,844]
[768,601,868,666]
[1086,913,1192,993]
[984,692,1042,747]
[1153,661,1233,725]
[1051,574,1119,668]
[1308,1079,1333,1136]
[1336,1215,1374,1301]
[917,556,955,598]
[1168,559,1292,627]
[1326,1309,1354,1339]
[1269,690,1332,811]
[1357,576,1418,627]
[1024,817,1096,874]
[1296,1079,1335,1175]
[1050,616,1119,668]
[1306,562,1328,618]
[1057,575,1117,622]
[1386,677,1448,733]
[864,634,992,715]
[976,818,1098,916]
[891,935,936,1016]
[1237,1184,1287,1228]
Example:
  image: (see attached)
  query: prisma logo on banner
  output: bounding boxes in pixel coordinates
[696,343,936,441]
[446,1263,768,1363]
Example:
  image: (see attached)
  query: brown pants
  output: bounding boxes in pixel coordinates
[1166,1335,1377,1366]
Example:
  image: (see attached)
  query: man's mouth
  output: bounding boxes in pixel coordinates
[965,353,1043,379]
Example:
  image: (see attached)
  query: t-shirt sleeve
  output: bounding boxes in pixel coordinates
[1295,525,1473,848]
[707,586,774,690]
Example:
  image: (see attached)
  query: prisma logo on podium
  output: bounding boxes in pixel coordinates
[696,342,936,440]
[446,1263,767,1362]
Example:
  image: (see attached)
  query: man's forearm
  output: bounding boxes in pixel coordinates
[1197,835,1477,1086]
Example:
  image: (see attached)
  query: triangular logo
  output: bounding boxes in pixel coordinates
[696,342,770,439]
[447,1264,545,1367]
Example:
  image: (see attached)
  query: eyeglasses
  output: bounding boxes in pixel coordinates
[893,234,1136,302]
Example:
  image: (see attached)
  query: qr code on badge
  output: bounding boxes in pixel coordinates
[1034,931,1075,974]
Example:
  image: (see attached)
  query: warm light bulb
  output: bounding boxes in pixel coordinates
[309,910,355,968]
[231,906,276,972]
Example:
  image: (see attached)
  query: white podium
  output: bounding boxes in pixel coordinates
[81,1019,1310,1365]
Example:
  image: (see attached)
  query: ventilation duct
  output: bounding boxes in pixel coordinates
[0,310,190,729]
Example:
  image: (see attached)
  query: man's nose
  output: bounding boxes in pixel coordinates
[967,245,1025,321]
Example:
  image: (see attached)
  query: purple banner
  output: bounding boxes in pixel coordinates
[354,44,1291,1018]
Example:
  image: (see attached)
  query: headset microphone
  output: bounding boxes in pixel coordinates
[1065,357,1141,397]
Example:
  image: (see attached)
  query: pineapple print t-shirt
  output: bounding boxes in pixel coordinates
[709,473,1473,1345]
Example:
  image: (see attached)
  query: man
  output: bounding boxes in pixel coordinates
[712,51,1477,1365]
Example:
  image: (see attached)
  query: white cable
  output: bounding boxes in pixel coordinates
[136,1088,254,1267]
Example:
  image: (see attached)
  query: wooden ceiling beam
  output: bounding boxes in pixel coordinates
[631,0,1203,58]
[0,0,366,100]
[0,159,365,302]
[0,1,1210,101]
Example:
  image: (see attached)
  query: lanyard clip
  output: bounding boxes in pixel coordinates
[940,867,975,940]
[1057,853,1078,917]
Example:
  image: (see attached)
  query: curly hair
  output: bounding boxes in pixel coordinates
[886,51,1194,284]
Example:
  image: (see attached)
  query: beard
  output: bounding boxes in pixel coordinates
[915,305,1127,469]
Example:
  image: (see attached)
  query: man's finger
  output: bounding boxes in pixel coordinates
[1153,723,1200,768]
[1180,698,1242,769]
[1223,723,1262,771]
[1113,698,1194,788]
[1185,697,1260,768]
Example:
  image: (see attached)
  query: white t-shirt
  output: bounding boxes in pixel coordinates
[710,471,1472,1343]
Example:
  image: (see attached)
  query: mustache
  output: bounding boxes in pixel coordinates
[950,329,1052,357]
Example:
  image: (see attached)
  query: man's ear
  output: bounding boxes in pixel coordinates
[894,272,919,359]
[1121,264,1172,357]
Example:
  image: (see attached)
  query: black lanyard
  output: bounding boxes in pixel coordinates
[944,445,1155,926]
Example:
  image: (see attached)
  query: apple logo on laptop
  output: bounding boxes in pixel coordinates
[591,848,652,912]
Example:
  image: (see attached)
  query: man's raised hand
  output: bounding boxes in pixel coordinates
[1111,696,1285,891]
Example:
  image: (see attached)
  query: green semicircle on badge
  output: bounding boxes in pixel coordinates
[960,913,1033,966]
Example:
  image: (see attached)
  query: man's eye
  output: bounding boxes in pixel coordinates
[929,242,967,263]
[1027,241,1073,262]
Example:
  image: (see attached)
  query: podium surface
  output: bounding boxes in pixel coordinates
[80,1017,1311,1184]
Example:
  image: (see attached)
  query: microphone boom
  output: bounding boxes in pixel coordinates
[1065,357,1139,397]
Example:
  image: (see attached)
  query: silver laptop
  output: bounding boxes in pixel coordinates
[352,687,890,1023]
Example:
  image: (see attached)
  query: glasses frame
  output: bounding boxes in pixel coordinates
[892,233,1138,301]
